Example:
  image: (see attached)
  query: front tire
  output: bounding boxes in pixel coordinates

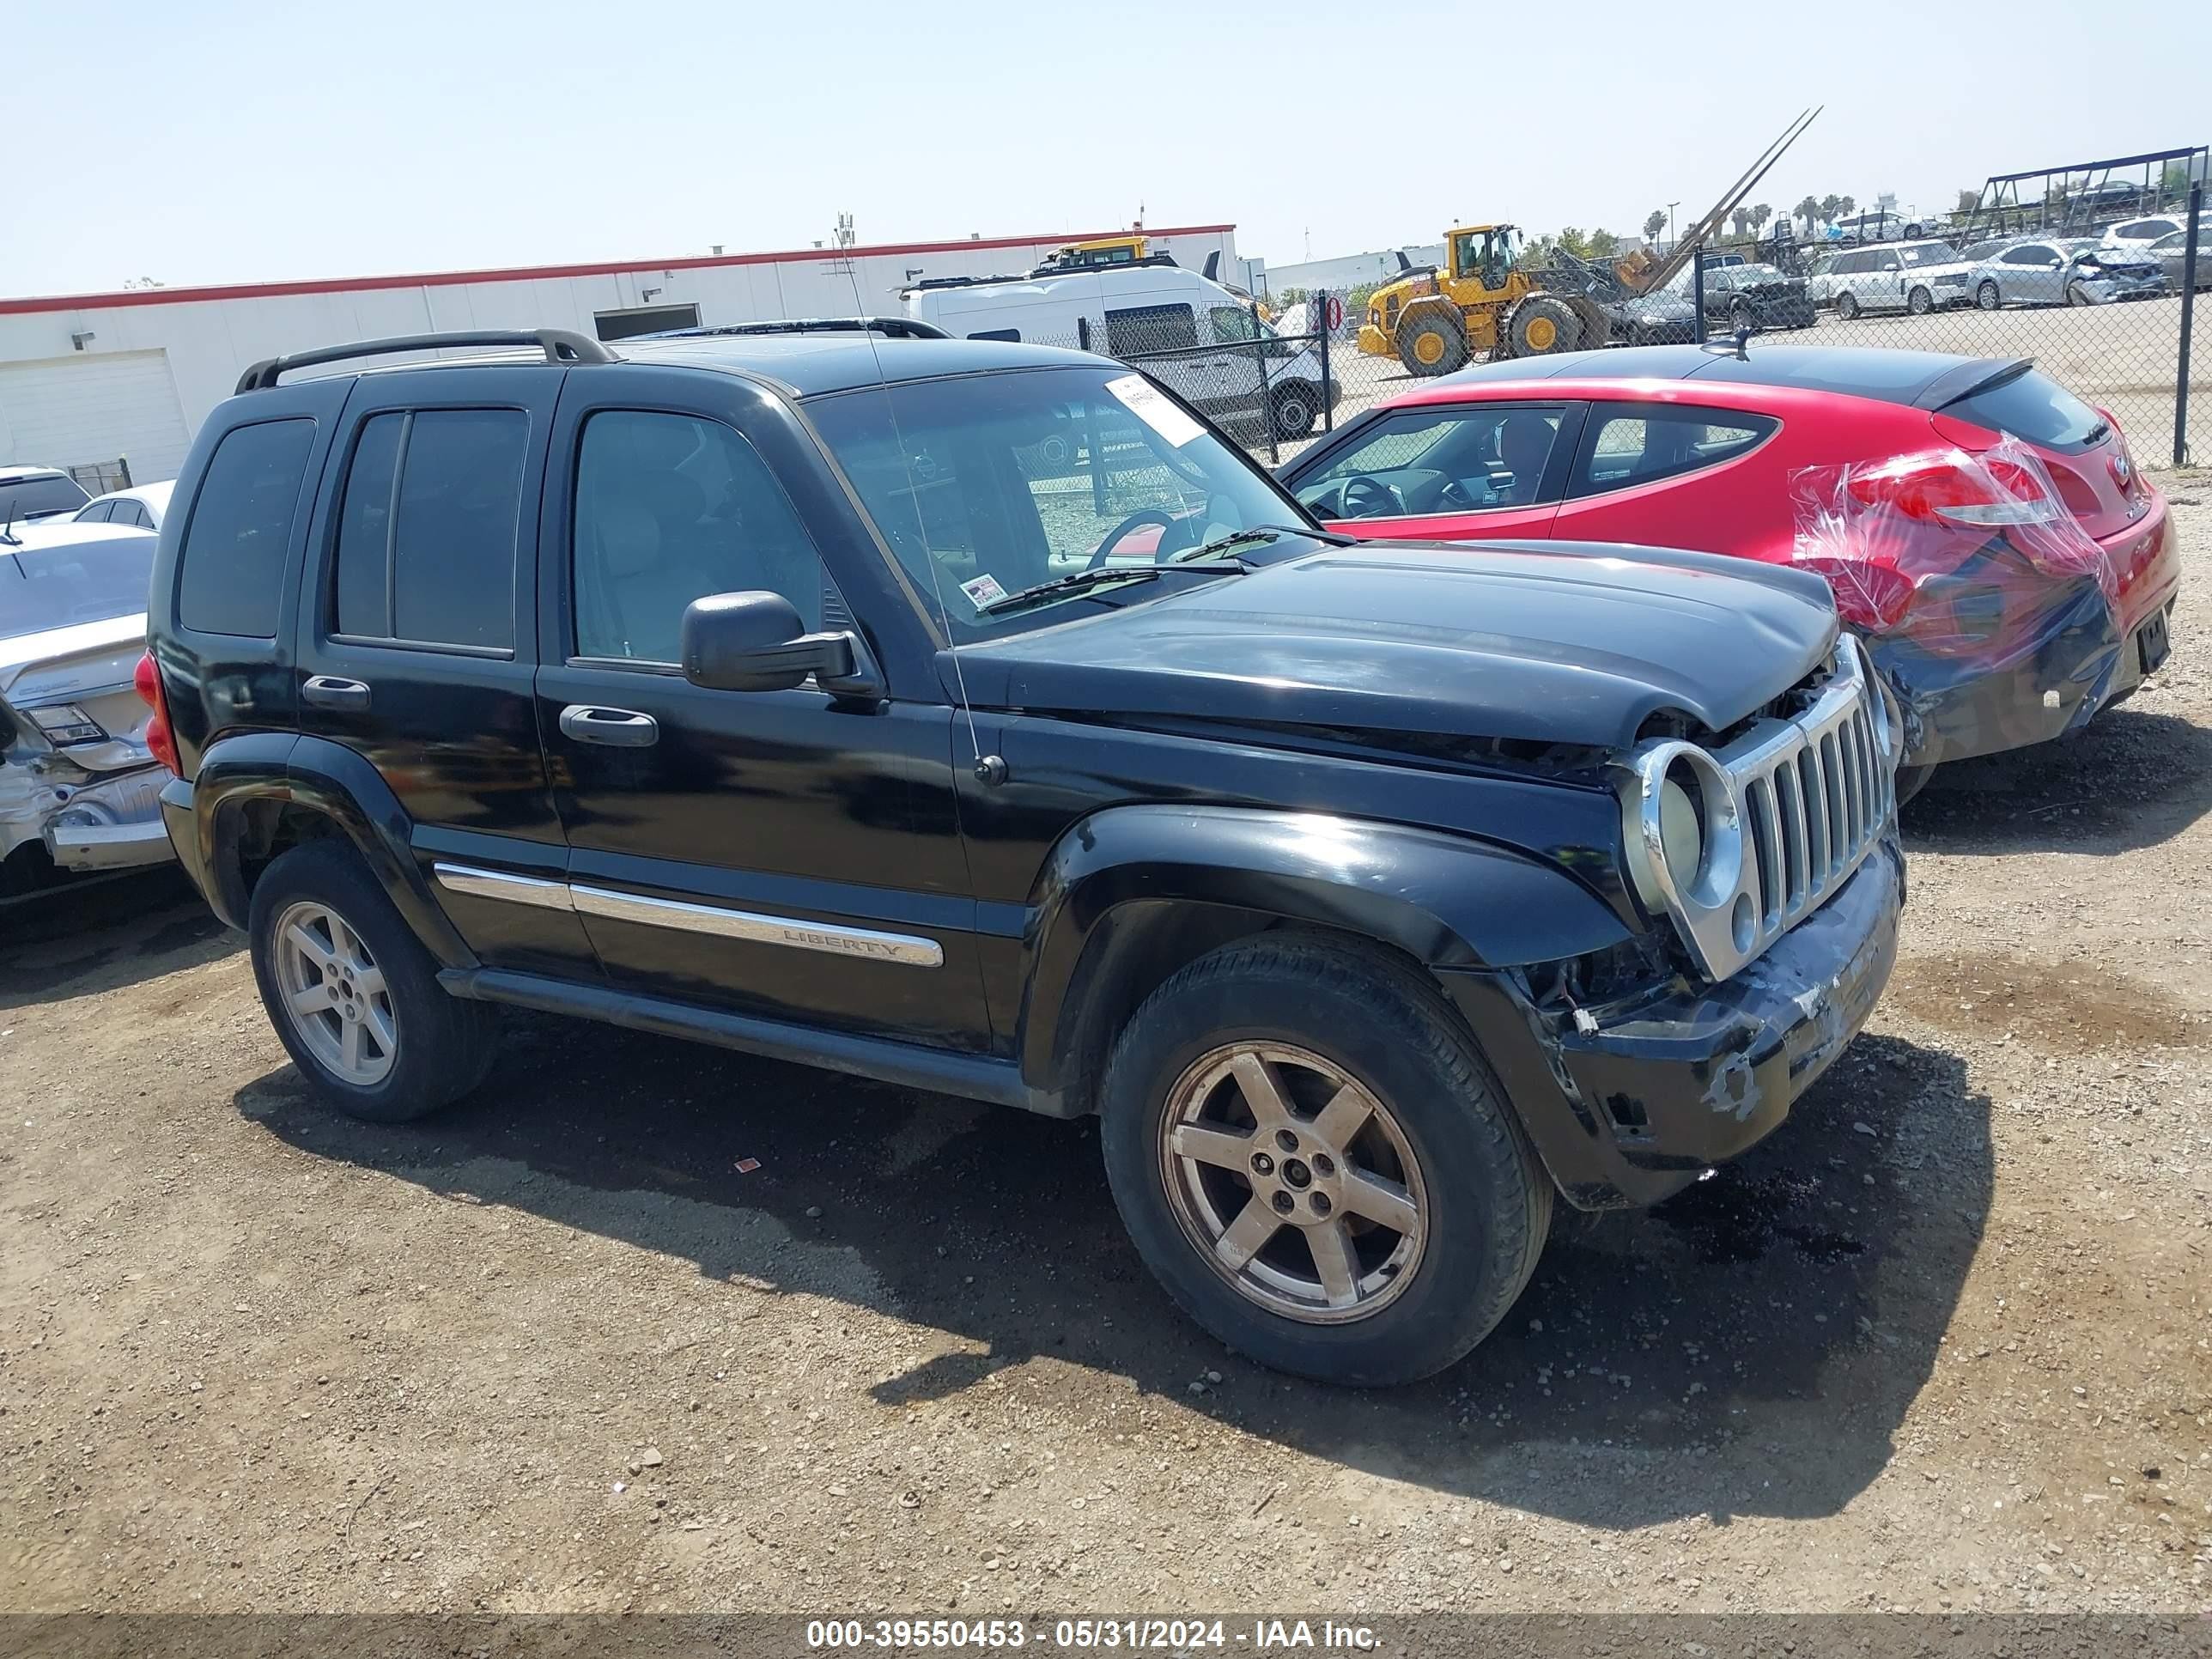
[1907,285,1933,315]
[1395,313,1467,377]
[2067,282,2091,307]
[1977,280,2000,311]
[248,841,497,1122]
[1098,936,1552,1386]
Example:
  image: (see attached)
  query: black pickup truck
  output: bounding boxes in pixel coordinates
[143,325,1905,1385]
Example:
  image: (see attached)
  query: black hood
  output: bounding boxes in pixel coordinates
[956,539,1839,750]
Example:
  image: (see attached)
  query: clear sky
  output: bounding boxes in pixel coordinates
[11,0,2208,297]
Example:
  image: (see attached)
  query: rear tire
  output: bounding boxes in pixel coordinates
[248,841,497,1123]
[1270,383,1319,440]
[1835,292,1860,321]
[1098,935,1553,1386]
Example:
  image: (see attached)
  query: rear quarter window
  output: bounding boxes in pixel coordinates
[177,418,317,637]
[1942,368,2106,453]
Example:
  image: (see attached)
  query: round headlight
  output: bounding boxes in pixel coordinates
[1659,768,1705,890]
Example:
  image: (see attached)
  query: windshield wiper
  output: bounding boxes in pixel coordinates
[1164,523,1355,565]
[974,565,1163,617]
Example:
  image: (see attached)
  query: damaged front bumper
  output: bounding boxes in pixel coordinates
[1443,838,1905,1210]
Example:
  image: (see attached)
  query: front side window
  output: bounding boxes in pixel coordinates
[177,418,316,638]
[807,366,1304,640]
[1292,405,1567,519]
[1898,244,1959,267]
[1571,405,1777,495]
[572,410,826,665]
[329,409,526,650]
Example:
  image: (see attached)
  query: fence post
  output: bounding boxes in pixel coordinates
[1077,315,1092,354]
[1251,299,1279,466]
[2177,182,2201,468]
[1692,249,1708,345]
[1316,289,1334,434]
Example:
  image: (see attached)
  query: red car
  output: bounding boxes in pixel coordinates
[1274,344,2179,786]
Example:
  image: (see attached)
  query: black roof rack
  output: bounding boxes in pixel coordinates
[637,317,950,342]
[235,329,615,394]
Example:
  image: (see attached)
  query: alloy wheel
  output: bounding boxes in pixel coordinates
[1157,1042,1427,1325]
[271,900,398,1085]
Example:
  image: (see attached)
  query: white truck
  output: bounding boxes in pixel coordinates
[903,263,1340,441]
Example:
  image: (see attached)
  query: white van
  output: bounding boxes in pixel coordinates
[904,264,1340,440]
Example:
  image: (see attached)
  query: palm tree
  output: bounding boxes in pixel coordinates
[1643,209,1668,245]
[1750,204,1772,233]
[1796,195,1822,235]
[1837,194,1856,222]
[1820,193,1843,228]
[1732,208,1752,237]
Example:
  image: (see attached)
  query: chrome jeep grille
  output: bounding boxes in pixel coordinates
[1619,635,1897,981]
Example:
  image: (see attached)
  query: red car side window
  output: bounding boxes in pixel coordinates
[1569,406,1779,497]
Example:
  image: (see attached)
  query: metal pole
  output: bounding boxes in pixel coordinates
[2177,182,2201,468]
[1076,315,1092,353]
[1316,288,1334,434]
[1692,247,1708,344]
[1252,299,1279,466]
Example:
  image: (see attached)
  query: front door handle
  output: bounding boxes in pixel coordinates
[302,675,370,712]
[560,704,659,747]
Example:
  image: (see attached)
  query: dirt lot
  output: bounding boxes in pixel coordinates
[3,492,2209,1620]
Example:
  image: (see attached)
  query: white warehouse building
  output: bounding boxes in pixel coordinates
[0,222,1247,491]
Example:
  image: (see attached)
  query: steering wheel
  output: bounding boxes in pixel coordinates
[1339,475,1406,520]
[1085,508,1192,571]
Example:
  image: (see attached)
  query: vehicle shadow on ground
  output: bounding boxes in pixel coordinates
[244,1015,1988,1530]
[0,868,234,1012]
[1903,705,2212,856]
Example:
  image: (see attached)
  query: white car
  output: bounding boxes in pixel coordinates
[0,520,173,890]
[0,465,93,526]
[1816,240,1977,318]
[72,478,173,532]
[904,263,1341,441]
[2100,216,2185,251]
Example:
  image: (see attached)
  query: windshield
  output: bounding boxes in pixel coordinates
[0,474,92,522]
[806,366,1311,639]
[1,535,157,641]
[1898,244,1960,267]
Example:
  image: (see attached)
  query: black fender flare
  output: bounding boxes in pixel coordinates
[180,732,475,970]
[1016,804,1632,1091]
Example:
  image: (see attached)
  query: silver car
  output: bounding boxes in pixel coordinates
[1968,238,2166,308]
[2147,227,2212,292]
[0,520,173,893]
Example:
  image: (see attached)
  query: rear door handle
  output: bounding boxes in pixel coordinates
[560,704,659,747]
[302,675,370,711]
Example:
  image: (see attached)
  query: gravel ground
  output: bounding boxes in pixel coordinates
[2,489,2209,1619]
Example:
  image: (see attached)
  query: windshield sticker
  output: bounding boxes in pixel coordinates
[959,572,1008,608]
[1106,374,1206,448]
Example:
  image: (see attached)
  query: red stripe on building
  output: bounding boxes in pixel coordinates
[0,225,1239,317]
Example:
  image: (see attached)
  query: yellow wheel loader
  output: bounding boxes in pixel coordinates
[1356,108,1822,375]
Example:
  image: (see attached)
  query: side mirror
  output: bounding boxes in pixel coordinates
[680,591,875,697]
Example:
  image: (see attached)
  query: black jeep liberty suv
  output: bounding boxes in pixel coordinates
[142,325,1905,1384]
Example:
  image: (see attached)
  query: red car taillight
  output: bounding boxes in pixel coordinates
[135,652,179,775]
[1844,453,2065,528]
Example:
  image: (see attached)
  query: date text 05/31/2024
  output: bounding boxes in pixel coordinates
[805,1619,1381,1650]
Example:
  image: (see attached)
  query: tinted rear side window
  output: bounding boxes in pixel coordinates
[1,473,92,520]
[328,409,526,650]
[177,418,316,637]
[1943,368,2107,453]
[1571,406,1778,495]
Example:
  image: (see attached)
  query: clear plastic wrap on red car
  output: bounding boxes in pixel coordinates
[1787,437,2124,764]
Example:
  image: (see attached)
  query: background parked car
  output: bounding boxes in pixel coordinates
[0,465,92,526]
[1273,344,2177,794]
[1819,241,1974,318]
[2100,216,2185,250]
[1698,262,1817,331]
[71,479,173,532]
[1968,238,2166,308]
[0,520,173,893]
[2147,227,2212,292]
